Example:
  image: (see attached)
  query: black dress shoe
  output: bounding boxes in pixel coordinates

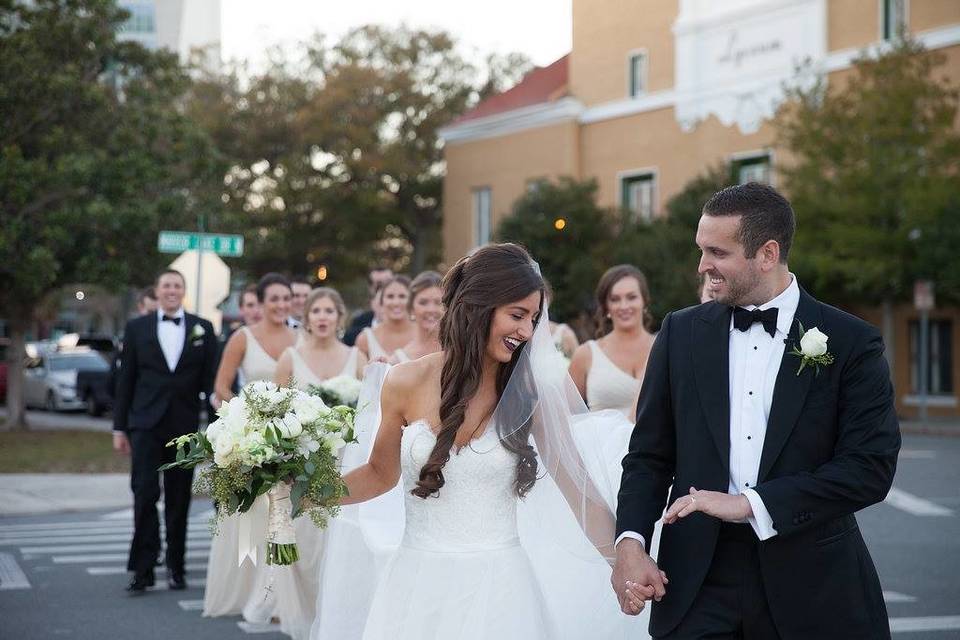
[167,571,187,591]
[126,572,155,595]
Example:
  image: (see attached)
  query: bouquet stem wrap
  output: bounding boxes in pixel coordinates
[266,482,299,565]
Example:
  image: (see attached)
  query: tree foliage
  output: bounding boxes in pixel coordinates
[775,37,960,304]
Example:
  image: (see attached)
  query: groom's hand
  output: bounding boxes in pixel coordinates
[612,538,668,616]
[663,487,752,524]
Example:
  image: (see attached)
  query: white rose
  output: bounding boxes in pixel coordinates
[212,430,239,466]
[291,392,329,425]
[800,327,829,357]
[205,417,225,442]
[322,375,362,406]
[323,433,347,453]
[275,412,303,439]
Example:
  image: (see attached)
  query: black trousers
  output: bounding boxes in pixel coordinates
[659,523,781,640]
[127,425,194,576]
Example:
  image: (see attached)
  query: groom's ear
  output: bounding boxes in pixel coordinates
[756,239,781,271]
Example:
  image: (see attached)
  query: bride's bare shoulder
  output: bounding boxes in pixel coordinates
[382,352,442,399]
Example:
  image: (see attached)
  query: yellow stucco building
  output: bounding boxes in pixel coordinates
[439,0,960,419]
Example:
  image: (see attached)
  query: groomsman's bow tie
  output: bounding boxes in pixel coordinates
[732,306,778,338]
[161,315,182,325]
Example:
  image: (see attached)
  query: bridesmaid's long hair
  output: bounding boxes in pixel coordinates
[411,244,543,499]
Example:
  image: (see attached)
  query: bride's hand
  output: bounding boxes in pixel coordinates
[611,538,667,615]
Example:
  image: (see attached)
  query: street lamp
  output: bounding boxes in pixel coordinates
[316,265,328,281]
[554,218,566,231]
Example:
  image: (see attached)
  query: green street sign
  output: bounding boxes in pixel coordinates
[157,231,244,257]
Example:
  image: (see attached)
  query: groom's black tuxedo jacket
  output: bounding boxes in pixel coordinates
[617,289,900,639]
[113,312,218,435]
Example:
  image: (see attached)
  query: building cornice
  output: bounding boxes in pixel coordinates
[441,23,960,144]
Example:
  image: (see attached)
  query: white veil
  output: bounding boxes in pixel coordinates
[311,299,648,639]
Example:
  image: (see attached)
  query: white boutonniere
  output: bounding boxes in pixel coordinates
[190,324,206,340]
[789,323,834,376]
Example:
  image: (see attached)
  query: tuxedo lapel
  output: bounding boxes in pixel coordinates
[148,316,167,368]
[175,315,196,373]
[758,290,821,482]
[692,303,732,468]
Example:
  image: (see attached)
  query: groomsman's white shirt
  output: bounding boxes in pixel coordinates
[157,307,186,372]
[617,276,799,549]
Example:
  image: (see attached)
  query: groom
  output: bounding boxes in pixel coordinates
[113,269,218,594]
[613,183,900,639]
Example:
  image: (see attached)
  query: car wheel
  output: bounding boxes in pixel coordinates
[45,391,58,412]
[86,394,103,417]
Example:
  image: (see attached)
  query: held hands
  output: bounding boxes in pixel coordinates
[663,487,752,525]
[611,538,668,616]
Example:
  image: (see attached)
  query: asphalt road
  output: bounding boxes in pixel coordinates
[0,435,958,639]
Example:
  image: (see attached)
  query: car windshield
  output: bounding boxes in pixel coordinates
[48,354,110,372]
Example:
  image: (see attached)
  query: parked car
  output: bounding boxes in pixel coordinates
[23,348,111,412]
[77,365,115,417]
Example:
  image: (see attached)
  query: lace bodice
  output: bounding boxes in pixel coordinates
[585,340,642,418]
[399,421,519,552]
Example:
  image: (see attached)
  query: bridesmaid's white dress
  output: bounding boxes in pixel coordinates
[585,340,643,418]
[361,327,388,361]
[203,328,276,618]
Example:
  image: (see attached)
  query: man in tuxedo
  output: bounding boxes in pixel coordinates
[613,183,900,639]
[113,269,218,594]
[343,265,393,346]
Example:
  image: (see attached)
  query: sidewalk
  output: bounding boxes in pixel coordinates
[0,473,129,516]
[900,419,960,437]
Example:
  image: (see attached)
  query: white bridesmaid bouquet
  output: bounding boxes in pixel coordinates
[160,380,357,565]
[308,374,363,408]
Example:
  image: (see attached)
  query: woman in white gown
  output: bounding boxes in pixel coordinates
[204,273,297,618]
[263,287,367,640]
[356,276,415,362]
[391,271,443,364]
[569,265,656,418]
[325,244,648,640]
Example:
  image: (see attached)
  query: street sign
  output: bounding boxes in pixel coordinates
[157,231,244,257]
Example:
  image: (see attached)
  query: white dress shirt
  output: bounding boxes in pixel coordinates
[616,276,799,549]
[157,307,186,372]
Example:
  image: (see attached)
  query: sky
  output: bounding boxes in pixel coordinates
[221,0,573,69]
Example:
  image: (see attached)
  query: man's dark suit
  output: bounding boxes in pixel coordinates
[617,289,900,639]
[343,309,374,347]
[114,312,217,577]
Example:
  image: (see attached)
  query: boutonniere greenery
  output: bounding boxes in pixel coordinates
[790,323,834,376]
[190,324,206,340]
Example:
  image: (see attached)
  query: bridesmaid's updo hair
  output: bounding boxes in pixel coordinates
[256,272,292,303]
[407,271,443,313]
[377,275,412,304]
[594,265,653,337]
[411,243,543,500]
[303,287,347,333]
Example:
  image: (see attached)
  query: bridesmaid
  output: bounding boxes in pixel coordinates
[568,265,655,418]
[391,271,443,363]
[204,273,297,618]
[356,275,414,362]
[267,287,366,640]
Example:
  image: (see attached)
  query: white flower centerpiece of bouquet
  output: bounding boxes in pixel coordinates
[161,380,356,566]
[307,374,363,409]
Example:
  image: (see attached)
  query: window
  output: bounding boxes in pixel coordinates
[472,188,492,247]
[909,319,953,394]
[734,154,772,185]
[119,3,156,34]
[881,0,908,41]
[628,51,648,98]
[621,173,656,222]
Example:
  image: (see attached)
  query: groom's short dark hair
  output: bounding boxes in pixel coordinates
[703,182,795,263]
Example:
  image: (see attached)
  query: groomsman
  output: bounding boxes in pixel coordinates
[343,265,393,345]
[113,269,218,594]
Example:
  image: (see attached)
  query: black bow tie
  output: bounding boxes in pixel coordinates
[732,306,778,338]
[161,315,182,325]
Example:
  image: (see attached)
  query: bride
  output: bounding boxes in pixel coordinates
[322,243,648,639]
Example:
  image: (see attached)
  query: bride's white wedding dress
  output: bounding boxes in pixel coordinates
[361,420,555,639]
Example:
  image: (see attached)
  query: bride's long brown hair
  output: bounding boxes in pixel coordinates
[411,243,543,499]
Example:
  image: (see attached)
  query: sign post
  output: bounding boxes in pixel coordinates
[913,280,935,423]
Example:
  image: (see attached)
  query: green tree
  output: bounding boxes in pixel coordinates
[775,37,960,341]
[0,0,222,429]
[495,178,615,326]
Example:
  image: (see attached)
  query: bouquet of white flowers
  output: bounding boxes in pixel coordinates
[307,374,363,409]
[160,380,356,566]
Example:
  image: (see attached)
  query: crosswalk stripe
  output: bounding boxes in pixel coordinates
[178,599,205,611]
[87,563,208,576]
[152,577,206,591]
[0,532,211,546]
[21,541,212,554]
[0,553,31,590]
[0,518,211,533]
[883,590,917,603]
[238,621,283,634]
[52,551,210,564]
[890,616,960,633]
[884,487,954,516]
